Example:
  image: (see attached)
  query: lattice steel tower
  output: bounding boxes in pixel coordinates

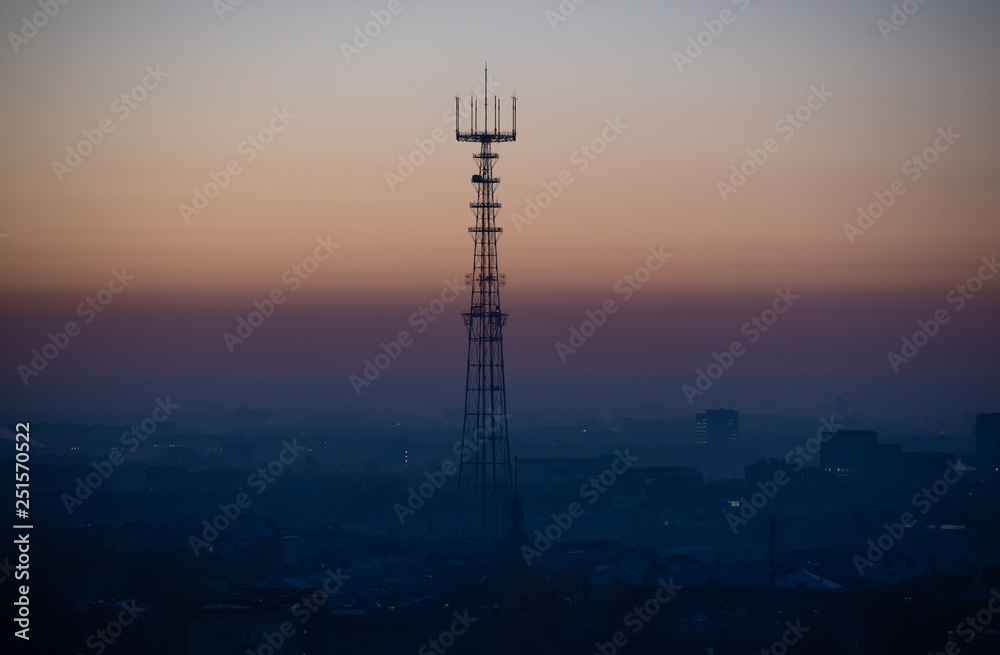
[455,66,522,539]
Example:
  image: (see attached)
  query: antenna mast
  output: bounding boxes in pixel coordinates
[454,66,521,539]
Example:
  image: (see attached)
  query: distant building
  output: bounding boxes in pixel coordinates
[876,443,902,483]
[900,451,957,485]
[820,429,878,476]
[822,429,957,488]
[696,409,738,449]
[745,458,790,490]
[975,413,1000,469]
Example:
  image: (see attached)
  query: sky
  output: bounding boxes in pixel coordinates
[1,0,998,425]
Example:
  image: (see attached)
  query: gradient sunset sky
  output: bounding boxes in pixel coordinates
[1,0,998,424]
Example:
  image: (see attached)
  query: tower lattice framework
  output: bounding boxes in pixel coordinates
[454,66,521,539]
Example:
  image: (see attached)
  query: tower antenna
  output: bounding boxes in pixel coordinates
[454,68,521,539]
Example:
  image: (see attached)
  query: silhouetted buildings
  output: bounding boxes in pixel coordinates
[695,409,738,449]
[821,429,878,476]
[820,429,963,490]
[975,412,1000,470]
[23,411,1000,654]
